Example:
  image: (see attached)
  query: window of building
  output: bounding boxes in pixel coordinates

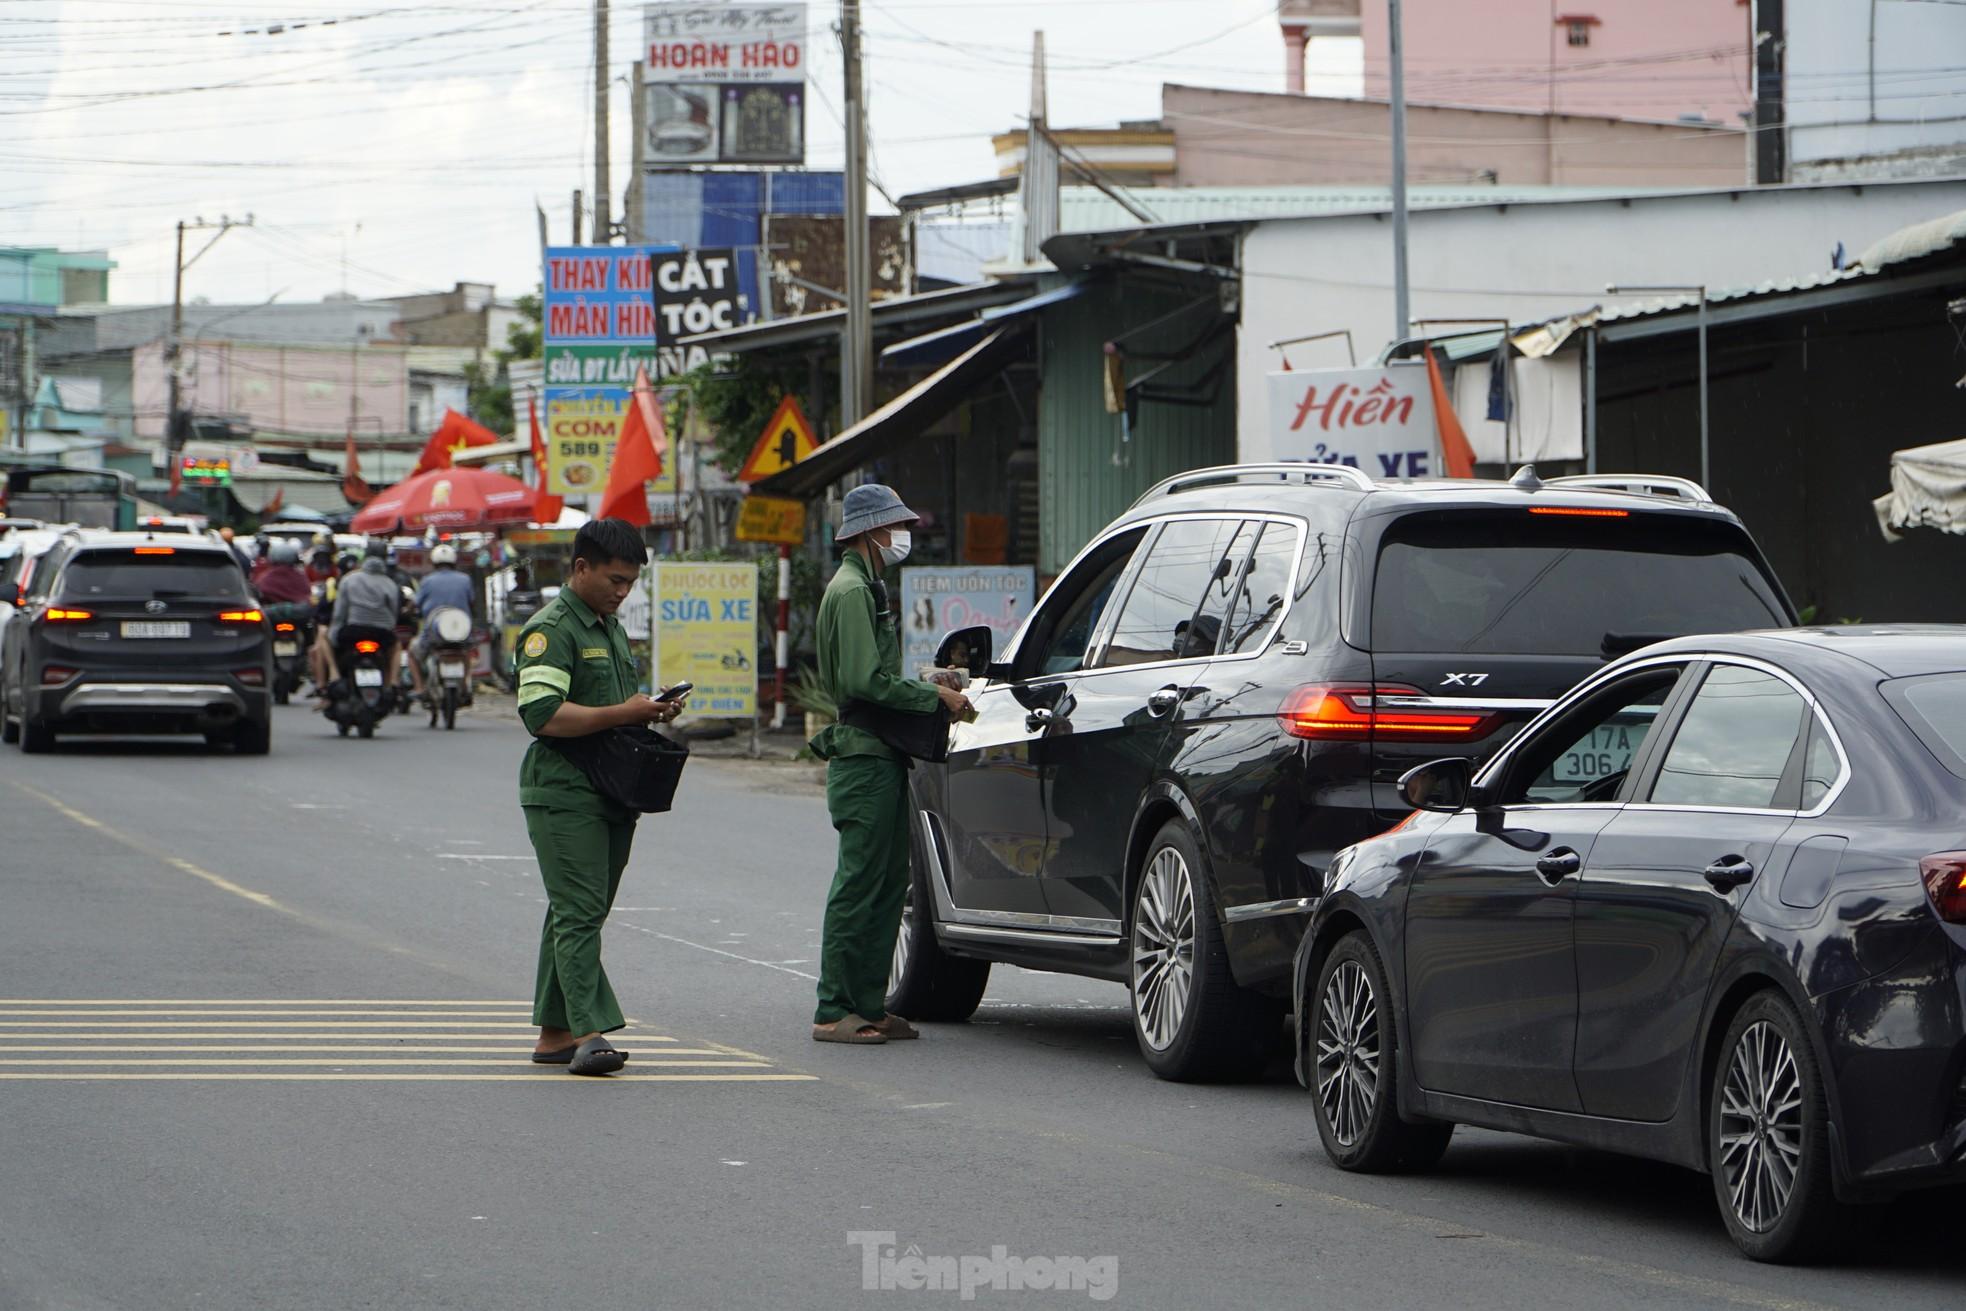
[1556,14,1600,47]
[1567,20,1591,46]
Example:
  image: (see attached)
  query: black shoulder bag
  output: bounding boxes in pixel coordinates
[836,576,953,765]
[545,725,690,814]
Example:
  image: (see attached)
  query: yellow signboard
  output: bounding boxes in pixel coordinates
[735,395,818,483]
[545,393,678,498]
[651,562,757,718]
[734,494,806,546]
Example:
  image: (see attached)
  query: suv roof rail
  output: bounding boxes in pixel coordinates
[1131,462,1376,508]
[1544,473,1712,504]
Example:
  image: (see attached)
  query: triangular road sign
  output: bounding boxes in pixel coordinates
[736,395,818,484]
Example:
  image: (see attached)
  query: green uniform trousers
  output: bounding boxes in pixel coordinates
[525,805,635,1037]
[814,754,911,1025]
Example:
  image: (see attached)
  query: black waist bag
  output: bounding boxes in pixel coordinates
[546,726,689,814]
[838,699,951,765]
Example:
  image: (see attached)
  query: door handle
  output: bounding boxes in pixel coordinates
[1146,686,1182,717]
[1025,707,1054,733]
[1535,848,1582,884]
[1703,856,1756,892]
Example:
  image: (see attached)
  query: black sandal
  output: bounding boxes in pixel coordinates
[567,1037,628,1076]
[531,1043,579,1065]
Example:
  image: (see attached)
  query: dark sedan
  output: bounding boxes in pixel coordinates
[1293,628,1966,1262]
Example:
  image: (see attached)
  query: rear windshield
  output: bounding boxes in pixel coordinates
[59,550,249,602]
[1883,673,1966,778]
[1371,512,1788,656]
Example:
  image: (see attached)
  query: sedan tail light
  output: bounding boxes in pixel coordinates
[1920,852,1966,924]
[1279,684,1498,743]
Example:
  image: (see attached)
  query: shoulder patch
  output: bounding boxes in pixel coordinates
[522,631,549,660]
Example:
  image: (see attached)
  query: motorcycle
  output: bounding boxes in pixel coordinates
[264,602,314,705]
[323,632,396,738]
[420,606,476,731]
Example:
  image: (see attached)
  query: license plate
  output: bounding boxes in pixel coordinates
[273,641,299,657]
[353,668,384,688]
[121,621,189,639]
[439,661,467,679]
[1549,716,1651,785]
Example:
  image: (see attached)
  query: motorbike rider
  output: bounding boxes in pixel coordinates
[407,542,475,701]
[325,541,408,695]
[309,553,358,695]
[252,539,312,606]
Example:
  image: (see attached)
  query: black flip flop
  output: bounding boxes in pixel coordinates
[531,1044,579,1065]
[567,1037,628,1076]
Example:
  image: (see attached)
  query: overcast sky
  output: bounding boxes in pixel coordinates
[4,1,1363,308]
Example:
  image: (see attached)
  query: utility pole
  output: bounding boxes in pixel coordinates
[572,189,585,245]
[1388,0,1411,342]
[593,0,612,243]
[839,0,871,428]
[166,215,251,471]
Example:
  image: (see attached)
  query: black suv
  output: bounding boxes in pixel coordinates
[0,531,273,754]
[889,464,1796,1080]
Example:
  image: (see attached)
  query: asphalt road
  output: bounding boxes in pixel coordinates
[2,699,1962,1310]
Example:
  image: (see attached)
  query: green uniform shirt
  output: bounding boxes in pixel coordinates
[515,588,637,818]
[809,549,941,761]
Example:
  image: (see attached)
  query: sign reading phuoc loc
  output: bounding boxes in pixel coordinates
[542,245,746,499]
[651,561,758,717]
[643,3,805,165]
[1266,364,1439,479]
[899,566,1037,675]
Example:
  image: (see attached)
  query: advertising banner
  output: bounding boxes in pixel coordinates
[644,3,806,84]
[643,3,806,164]
[544,391,678,498]
[1266,364,1440,480]
[651,561,759,718]
[899,566,1037,674]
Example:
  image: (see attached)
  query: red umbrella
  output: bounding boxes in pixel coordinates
[349,466,537,535]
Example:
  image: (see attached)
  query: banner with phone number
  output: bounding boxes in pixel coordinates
[545,390,677,498]
[650,562,757,718]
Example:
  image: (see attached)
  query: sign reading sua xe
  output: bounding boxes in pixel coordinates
[650,562,758,717]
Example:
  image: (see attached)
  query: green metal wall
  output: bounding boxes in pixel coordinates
[1036,281,1236,577]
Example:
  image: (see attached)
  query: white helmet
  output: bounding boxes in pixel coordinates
[430,544,458,566]
[269,539,301,565]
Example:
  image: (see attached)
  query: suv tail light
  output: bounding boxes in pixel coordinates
[216,609,264,625]
[40,665,76,685]
[42,608,92,622]
[1279,684,1498,743]
[1920,853,1966,924]
[235,667,265,687]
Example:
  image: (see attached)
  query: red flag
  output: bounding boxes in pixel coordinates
[263,487,285,517]
[527,392,564,526]
[1423,348,1478,479]
[342,430,372,505]
[598,366,666,526]
[412,408,501,476]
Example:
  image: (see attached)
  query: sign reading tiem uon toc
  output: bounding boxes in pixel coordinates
[651,562,758,718]
[1266,364,1440,478]
[899,566,1036,674]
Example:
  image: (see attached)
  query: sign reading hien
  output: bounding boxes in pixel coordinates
[1266,365,1440,480]
[644,3,806,85]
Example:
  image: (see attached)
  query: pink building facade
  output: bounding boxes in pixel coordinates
[1361,0,1753,126]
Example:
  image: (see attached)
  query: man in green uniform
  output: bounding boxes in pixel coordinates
[515,518,685,1076]
[809,485,972,1044]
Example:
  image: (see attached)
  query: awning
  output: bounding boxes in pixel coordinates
[756,325,1031,499]
[881,279,1092,368]
[1874,437,1966,542]
[674,278,1035,357]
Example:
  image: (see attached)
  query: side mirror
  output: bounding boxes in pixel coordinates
[1399,758,1478,814]
[935,625,993,679]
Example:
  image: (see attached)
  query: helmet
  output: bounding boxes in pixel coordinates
[269,539,301,565]
[336,553,358,573]
[429,544,458,567]
[364,538,389,560]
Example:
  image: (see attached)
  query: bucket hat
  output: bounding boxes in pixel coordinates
[838,483,919,541]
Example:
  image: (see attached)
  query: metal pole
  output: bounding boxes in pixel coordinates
[840,0,871,428]
[1697,289,1710,489]
[1584,327,1598,474]
[168,221,185,462]
[772,545,791,730]
[1388,0,1411,342]
[593,0,612,244]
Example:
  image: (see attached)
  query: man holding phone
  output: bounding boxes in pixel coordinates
[514,518,686,1076]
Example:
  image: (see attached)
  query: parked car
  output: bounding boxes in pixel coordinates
[0,530,272,754]
[1295,626,1966,1262]
[891,464,1797,1081]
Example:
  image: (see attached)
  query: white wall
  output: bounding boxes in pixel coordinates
[1235,179,1966,462]
[1786,2,1966,168]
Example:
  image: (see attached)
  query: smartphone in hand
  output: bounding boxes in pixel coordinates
[655,681,694,703]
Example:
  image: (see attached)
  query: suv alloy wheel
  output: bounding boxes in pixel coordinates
[886,858,991,1022]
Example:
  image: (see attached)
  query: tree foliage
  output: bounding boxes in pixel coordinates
[464,287,543,435]
[671,355,812,476]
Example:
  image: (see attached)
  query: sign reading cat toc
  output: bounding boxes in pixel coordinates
[650,562,757,717]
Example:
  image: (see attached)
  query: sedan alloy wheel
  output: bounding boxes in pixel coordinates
[1718,1019,1805,1233]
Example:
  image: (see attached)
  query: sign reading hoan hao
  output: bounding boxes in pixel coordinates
[642,3,805,165]
[644,2,806,85]
[650,561,758,718]
[1266,364,1441,479]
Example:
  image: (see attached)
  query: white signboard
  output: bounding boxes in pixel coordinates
[1266,364,1440,480]
[643,3,807,85]
[899,566,1037,675]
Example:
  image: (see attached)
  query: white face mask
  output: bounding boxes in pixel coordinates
[878,529,912,567]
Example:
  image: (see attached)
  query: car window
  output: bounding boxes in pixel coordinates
[1504,667,1683,805]
[1800,715,1840,810]
[1649,665,1807,810]
[1178,521,1257,661]
[1021,529,1146,678]
[1097,518,1241,668]
[1221,523,1299,655]
[58,550,250,603]
[1371,511,1789,656]
[1882,673,1966,779]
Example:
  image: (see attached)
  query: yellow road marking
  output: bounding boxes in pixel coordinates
[0,1020,552,1028]
[0,1032,678,1041]
[0,1073,817,1082]
[0,1000,530,1006]
[0,1010,534,1019]
[0,1058,772,1067]
[0,1045,714,1055]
